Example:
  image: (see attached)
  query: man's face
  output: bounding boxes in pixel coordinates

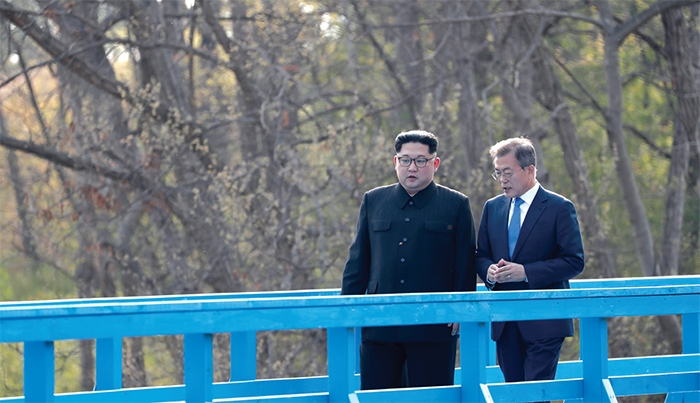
[394,142,439,194]
[493,151,535,198]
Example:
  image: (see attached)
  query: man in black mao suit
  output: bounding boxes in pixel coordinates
[476,137,584,385]
[341,130,476,390]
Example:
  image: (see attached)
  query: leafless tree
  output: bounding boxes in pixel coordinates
[1,0,698,393]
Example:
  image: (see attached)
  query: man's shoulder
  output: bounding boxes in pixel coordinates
[434,183,469,200]
[537,187,573,205]
[485,193,507,205]
[366,183,399,196]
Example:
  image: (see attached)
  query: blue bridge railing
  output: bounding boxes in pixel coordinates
[1,276,699,402]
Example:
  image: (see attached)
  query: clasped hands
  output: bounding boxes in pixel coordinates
[487,259,526,284]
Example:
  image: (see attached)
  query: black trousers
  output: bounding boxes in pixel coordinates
[359,338,457,390]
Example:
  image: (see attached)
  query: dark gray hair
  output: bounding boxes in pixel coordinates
[489,137,537,168]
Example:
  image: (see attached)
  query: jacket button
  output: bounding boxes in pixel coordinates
[403,237,408,242]
[405,218,410,222]
[400,279,405,284]
[400,258,405,262]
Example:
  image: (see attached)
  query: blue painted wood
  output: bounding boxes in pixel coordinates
[3,286,698,343]
[327,327,356,402]
[569,276,700,288]
[601,378,618,402]
[683,313,699,354]
[0,376,325,403]
[609,372,700,396]
[184,333,213,403]
[481,383,494,403]
[453,365,504,384]
[230,331,256,381]
[214,377,327,398]
[0,274,695,310]
[677,391,700,402]
[481,379,583,402]
[351,385,460,402]
[487,325,497,366]
[459,321,488,403]
[23,341,54,403]
[555,354,700,379]
[353,328,361,380]
[580,317,608,402]
[0,289,342,309]
[95,337,122,390]
[0,382,334,403]
[477,354,700,401]
[665,392,685,403]
[1,276,699,403]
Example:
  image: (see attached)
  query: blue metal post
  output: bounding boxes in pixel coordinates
[24,341,54,403]
[230,331,256,381]
[184,333,213,403]
[461,321,489,403]
[327,327,356,403]
[94,337,122,390]
[580,317,612,402]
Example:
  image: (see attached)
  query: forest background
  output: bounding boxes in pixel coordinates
[0,0,698,401]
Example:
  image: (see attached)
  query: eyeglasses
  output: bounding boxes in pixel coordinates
[396,156,436,168]
[491,167,524,181]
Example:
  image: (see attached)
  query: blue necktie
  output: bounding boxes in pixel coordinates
[508,197,524,258]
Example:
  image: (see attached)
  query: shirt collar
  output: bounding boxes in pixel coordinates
[513,181,540,206]
[396,181,437,209]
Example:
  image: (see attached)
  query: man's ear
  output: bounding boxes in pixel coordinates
[433,157,440,172]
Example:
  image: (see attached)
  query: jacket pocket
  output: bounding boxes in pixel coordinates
[372,220,391,232]
[425,220,452,233]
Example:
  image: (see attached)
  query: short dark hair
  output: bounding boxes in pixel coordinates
[394,130,439,155]
[489,137,537,168]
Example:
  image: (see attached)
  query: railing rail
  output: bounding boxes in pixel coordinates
[1,275,699,402]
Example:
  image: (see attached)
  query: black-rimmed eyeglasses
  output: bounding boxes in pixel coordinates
[396,156,436,168]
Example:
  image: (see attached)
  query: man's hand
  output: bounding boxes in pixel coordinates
[489,259,526,283]
[448,322,460,336]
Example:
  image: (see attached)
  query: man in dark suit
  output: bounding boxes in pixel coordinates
[476,137,584,385]
[341,130,476,390]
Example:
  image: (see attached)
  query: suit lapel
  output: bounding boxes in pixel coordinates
[494,196,511,258]
[512,187,548,260]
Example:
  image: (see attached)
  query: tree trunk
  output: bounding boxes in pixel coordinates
[393,0,425,119]
[4,145,36,258]
[533,44,618,278]
[495,5,554,189]
[596,0,685,351]
[661,6,700,278]
[596,1,656,277]
[435,1,491,217]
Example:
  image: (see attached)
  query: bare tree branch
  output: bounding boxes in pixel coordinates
[0,133,131,180]
[612,0,700,43]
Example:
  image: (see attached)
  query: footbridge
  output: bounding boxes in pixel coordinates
[1,276,699,402]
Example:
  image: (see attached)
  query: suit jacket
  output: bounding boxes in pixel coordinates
[341,181,476,343]
[475,186,584,341]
